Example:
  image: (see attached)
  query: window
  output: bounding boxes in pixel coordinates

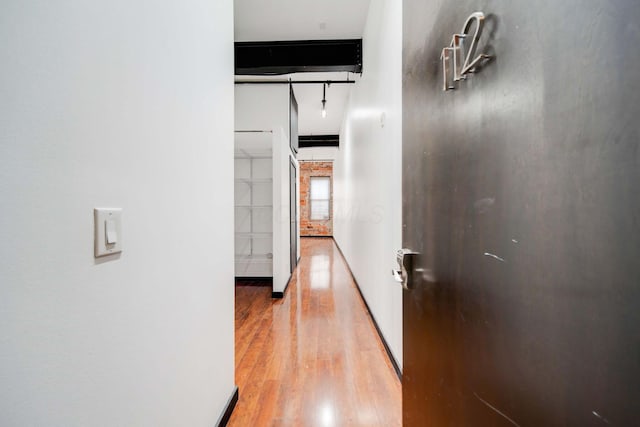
[310,177,331,220]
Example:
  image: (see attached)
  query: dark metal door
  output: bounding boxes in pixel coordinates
[402,1,640,425]
[289,158,298,273]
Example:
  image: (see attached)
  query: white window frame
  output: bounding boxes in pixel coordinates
[309,176,331,221]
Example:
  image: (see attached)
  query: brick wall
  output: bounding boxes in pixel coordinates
[299,161,333,236]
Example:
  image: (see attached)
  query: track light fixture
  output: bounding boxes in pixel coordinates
[321,83,327,118]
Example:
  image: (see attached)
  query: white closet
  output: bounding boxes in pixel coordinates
[234,132,273,277]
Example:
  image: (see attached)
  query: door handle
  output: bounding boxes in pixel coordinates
[392,249,419,290]
[392,269,404,284]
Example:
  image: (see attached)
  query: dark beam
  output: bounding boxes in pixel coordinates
[235,39,363,76]
[299,135,339,148]
[234,80,356,85]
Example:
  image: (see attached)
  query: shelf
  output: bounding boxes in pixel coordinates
[235,255,273,276]
[234,254,273,261]
[235,178,273,184]
[234,148,272,159]
[234,143,273,278]
[235,232,272,238]
[234,153,272,160]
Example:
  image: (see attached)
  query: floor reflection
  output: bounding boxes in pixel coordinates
[310,254,331,289]
[230,237,401,426]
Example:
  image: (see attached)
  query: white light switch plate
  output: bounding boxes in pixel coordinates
[94,208,122,257]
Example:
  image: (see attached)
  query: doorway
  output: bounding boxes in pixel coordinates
[299,161,333,237]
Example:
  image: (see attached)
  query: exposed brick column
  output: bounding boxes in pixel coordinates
[299,161,333,236]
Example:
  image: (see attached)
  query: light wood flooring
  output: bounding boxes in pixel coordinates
[229,237,401,426]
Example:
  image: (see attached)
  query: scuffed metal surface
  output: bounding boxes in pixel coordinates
[402,1,640,425]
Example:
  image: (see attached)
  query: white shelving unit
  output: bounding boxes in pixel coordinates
[234,143,273,277]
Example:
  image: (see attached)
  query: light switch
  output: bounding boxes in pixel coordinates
[94,208,122,257]
[105,220,118,244]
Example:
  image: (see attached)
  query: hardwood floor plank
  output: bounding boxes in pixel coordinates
[229,237,401,426]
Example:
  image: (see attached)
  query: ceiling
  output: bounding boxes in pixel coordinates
[290,72,359,136]
[235,0,371,135]
[234,0,371,42]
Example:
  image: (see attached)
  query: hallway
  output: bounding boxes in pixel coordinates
[229,237,401,426]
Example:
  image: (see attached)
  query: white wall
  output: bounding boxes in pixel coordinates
[296,146,338,161]
[235,85,290,137]
[0,1,235,426]
[333,0,403,368]
[235,86,299,293]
